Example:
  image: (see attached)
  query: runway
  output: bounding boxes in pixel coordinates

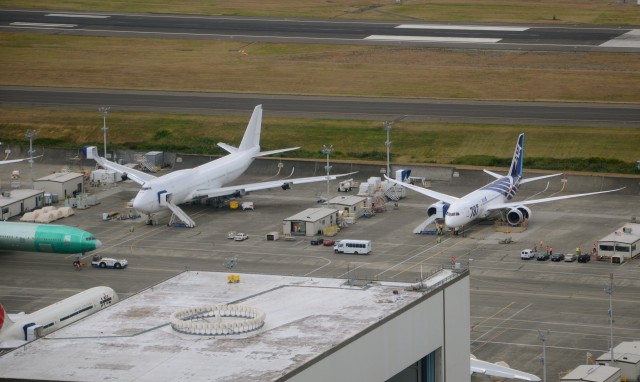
[2,9,640,52]
[3,86,640,127]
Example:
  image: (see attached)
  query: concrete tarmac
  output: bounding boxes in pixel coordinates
[1,158,639,381]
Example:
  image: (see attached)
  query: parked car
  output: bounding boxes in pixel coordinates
[234,232,249,241]
[578,253,591,263]
[310,237,324,245]
[550,253,565,262]
[91,255,128,269]
[536,253,550,261]
[323,239,336,246]
[564,253,577,262]
[520,249,537,260]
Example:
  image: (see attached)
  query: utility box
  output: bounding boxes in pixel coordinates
[266,232,280,241]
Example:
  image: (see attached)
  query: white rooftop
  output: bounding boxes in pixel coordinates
[561,364,621,381]
[0,270,457,381]
[329,195,366,205]
[0,189,44,206]
[35,171,84,182]
[284,207,338,222]
[596,341,640,364]
[598,224,640,244]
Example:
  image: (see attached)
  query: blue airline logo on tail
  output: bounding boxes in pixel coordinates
[509,134,524,178]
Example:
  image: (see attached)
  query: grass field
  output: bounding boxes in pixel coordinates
[2,33,640,103]
[3,0,640,25]
[1,109,638,173]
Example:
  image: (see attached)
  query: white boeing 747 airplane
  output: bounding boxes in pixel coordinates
[85,105,354,227]
[387,133,623,231]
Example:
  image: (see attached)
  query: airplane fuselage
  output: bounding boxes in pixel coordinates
[132,148,258,214]
[0,286,117,347]
[445,176,520,228]
[0,222,101,254]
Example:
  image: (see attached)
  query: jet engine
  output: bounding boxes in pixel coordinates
[505,206,532,226]
[427,201,450,219]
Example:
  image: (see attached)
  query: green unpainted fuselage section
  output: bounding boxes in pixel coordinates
[0,222,100,254]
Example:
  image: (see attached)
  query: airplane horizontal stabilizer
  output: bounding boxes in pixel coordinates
[217,143,238,154]
[384,175,459,204]
[188,172,357,200]
[83,146,156,186]
[255,147,300,158]
[470,357,540,381]
[487,187,625,211]
[483,169,503,179]
[520,173,562,184]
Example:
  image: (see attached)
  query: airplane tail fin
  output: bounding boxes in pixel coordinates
[508,133,524,178]
[238,105,263,152]
[0,303,15,333]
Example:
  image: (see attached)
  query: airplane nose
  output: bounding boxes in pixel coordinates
[95,239,102,248]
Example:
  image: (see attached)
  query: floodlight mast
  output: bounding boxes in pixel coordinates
[384,121,393,176]
[25,130,37,168]
[604,273,615,366]
[99,106,110,158]
[322,144,334,206]
[537,329,550,382]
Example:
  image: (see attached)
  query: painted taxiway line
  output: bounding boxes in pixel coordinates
[396,24,529,32]
[365,35,501,43]
[10,22,76,28]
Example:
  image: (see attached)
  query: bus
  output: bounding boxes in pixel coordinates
[333,239,372,255]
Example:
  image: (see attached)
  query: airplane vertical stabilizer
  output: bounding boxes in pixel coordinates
[238,104,262,152]
[508,133,524,178]
[0,303,14,333]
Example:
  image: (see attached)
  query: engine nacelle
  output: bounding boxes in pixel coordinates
[506,206,532,226]
[427,201,450,219]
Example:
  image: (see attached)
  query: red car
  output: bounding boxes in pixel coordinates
[323,239,336,246]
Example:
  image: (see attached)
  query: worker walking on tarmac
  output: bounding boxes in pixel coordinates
[576,246,581,255]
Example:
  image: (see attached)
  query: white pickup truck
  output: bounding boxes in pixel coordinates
[91,255,128,269]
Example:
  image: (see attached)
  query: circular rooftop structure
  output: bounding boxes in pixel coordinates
[170,304,266,336]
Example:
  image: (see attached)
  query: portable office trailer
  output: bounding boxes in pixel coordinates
[283,208,339,236]
[597,224,640,263]
[0,189,45,220]
[329,195,367,219]
[33,172,84,200]
[560,364,621,382]
[596,341,640,382]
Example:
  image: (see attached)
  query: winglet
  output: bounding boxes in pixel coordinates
[509,133,524,178]
[238,105,263,152]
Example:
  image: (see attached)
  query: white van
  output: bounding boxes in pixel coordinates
[334,240,372,255]
[520,249,537,260]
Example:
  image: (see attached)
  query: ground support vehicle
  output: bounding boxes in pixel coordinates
[91,255,128,269]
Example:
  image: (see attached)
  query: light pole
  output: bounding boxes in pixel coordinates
[25,130,37,168]
[322,144,334,205]
[538,329,550,382]
[604,273,615,366]
[99,106,110,158]
[383,121,393,176]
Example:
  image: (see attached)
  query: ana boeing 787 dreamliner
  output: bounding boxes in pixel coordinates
[387,133,623,232]
[85,105,354,227]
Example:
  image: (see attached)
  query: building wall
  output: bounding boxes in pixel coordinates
[287,275,470,382]
[33,177,83,199]
[0,192,44,220]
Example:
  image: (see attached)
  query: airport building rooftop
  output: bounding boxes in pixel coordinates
[0,269,470,382]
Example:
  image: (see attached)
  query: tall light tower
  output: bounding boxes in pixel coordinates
[25,130,37,168]
[537,329,550,382]
[604,273,615,366]
[322,144,334,205]
[99,106,110,158]
[383,120,393,176]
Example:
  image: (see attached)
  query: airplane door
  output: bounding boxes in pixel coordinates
[64,234,71,245]
[158,190,170,206]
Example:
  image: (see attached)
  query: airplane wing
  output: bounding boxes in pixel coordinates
[384,175,459,204]
[0,155,43,165]
[487,187,625,211]
[188,172,358,200]
[83,146,156,186]
[470,356,540,381]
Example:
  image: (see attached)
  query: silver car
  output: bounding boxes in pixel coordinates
[564,253,577,262]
